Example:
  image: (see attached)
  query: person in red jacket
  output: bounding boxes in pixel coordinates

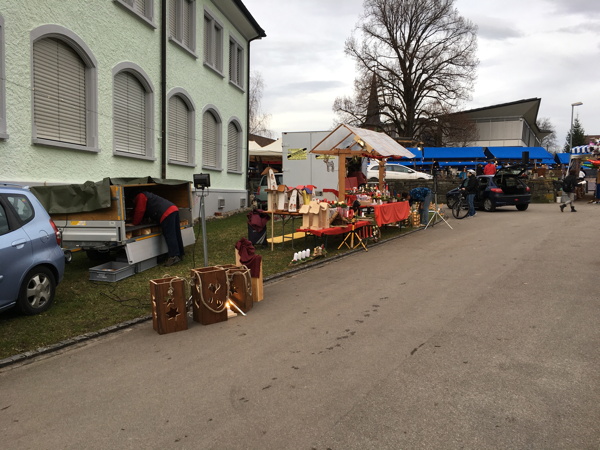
[131,192,184,266]
[483,161,497,175]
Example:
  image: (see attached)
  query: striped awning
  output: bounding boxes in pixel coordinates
[571,145,590,154]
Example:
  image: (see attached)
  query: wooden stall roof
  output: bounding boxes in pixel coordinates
[309,124,415,159]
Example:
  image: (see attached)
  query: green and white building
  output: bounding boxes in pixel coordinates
[0,0,265,215]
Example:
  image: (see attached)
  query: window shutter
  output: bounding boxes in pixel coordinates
[33,38,86,146]
[204,16,212,64]
[133,0,146,17]
[169,0,177,38]
[182,0,191,48]
[203,111,218,167]
[114,71,146,155]
[168,95,190,163]
[215,26,222,71]
[236,47,243,86]
[228,41,234,80]
[227,122,240,172]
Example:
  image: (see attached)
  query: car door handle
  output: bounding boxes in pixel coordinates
[11,238,27,249]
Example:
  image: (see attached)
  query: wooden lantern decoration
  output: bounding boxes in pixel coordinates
[191,267,228,325]
[150,276,188,335]
[226,266,253,314]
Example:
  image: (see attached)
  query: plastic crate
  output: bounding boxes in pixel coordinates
[135,257,157,273]
[89,261,135,282]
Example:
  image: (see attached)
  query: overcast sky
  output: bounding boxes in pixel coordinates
[243,0,600,148]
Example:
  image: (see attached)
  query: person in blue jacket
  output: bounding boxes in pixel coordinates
[407,186,432,227]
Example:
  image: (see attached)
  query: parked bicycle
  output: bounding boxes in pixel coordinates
[452,190,470,219]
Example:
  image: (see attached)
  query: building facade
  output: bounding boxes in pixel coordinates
[456,98,551,148]
[0,0,264,215]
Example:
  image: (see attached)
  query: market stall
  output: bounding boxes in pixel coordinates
[309,124,415,199]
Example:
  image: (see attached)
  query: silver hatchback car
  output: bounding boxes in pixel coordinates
[0,184,65,315]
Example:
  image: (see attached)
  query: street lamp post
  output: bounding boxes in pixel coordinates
[570,101,583,151]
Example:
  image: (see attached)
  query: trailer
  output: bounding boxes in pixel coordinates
[31,177,195,264]
[282,131,336,198]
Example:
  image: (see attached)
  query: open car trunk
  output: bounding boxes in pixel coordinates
[494,174,528,195]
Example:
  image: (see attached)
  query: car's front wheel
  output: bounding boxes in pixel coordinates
[483,198,496,212]
[368,177,378,182]
[17,267,56,315]
[516,204,529,211]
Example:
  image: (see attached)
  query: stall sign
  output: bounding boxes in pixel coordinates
[287,148,308,160]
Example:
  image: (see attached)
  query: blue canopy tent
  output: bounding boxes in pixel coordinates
[540,158,556,167]
[485,146,553,164]
[412,146,486,161]
[405,147,486,167]
[554,153,571,165]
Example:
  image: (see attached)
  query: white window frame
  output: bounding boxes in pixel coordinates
[31,25,99,152]
[204,9,223,75]
[114,0,156,28]
[202,106,222,170]
[169,0,196,56]
[0,16,7,139]
[112,62,155,160]
[167,88,196,167]
[227,119,243,173]
[228,35,244,90]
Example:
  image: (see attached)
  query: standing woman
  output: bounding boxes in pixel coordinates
[461,169,478,217]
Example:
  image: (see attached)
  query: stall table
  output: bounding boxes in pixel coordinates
[372,202,410,227]
[266,210,303,250]
[297,220,373,251]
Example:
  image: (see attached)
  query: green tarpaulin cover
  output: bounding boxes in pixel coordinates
[30,177,189,214]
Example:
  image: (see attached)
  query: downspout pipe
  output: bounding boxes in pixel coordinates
[160,0,167,179]
[245,36,262,202]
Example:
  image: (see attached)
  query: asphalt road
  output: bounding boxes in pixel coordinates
[1,202,599,449]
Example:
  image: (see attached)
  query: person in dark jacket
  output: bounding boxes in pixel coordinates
[132,191,184,266]
[560,169,578,212]
[461,169,478,217]
[408,186,432,227]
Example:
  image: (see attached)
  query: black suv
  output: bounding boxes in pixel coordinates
[446,165,531,212]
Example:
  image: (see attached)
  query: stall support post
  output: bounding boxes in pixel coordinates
[338,155,346,202]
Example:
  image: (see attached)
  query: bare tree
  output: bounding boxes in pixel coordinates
[331,74,371,128]
[437,111,478,147]
[249,71,273,138]
[336,0,478,142]
[536,117,558,153]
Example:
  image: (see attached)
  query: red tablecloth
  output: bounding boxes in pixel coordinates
[297,220,371,237]
[373,202,410,226]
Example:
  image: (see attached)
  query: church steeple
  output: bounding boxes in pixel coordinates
[363,74,383,131]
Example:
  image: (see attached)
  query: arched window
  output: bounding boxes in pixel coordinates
[168,90,195,165]
[31,26,98,151]
[113,64,154,158]
[202,108,221,169]
[227,120,242,173]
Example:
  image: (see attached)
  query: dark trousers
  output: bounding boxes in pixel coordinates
[161,211,184,258]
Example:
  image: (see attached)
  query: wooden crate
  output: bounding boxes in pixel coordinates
[150,277,188,335]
